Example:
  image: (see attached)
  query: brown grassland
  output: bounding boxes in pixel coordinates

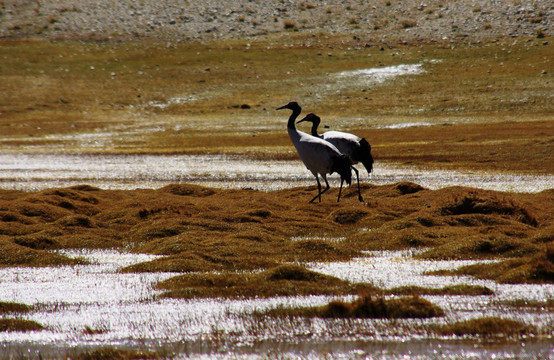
[0,34,552,172]
[0,32,553,340]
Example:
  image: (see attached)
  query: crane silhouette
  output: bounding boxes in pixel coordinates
[276,101,362,203]
[297,113,368,203]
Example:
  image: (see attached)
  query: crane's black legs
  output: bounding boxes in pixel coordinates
[309,173,362,203]
[309,176,330,203]
[352,166,364,202]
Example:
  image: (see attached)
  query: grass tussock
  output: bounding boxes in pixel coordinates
[0,240,84,267]
[0,301,33,314]
[435,317,535,338]
[433,245,554,284]
[0,318,44,332]
[440,193,538,226]
[263,294,444,319]
[389,284,494,296]
[157,264,373,299]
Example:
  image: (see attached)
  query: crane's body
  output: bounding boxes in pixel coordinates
[277,101,360,203]
[298,113,374,175]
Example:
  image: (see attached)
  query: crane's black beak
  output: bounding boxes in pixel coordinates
[276,104,288,110]
[296,116,308,124]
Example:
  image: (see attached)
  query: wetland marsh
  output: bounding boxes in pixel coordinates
[0,12,553,360]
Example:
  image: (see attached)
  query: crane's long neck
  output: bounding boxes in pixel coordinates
[287,107,302,130]
[310,120,320,137]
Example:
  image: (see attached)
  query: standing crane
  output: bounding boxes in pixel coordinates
[276,101,363,203]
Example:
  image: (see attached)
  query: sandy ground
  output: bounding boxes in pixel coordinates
[1,0,551,42]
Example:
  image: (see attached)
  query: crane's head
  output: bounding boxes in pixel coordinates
[297,113,321,125]
[276,101,301,112]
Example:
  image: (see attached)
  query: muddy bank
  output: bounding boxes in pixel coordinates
[1,182,552,285]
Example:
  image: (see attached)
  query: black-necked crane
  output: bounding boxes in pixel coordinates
[276,101,362,203]
[298,112,374,174]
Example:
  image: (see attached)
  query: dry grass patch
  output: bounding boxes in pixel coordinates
[431,247,554,284]
[0,183,552,288]
[0,240,84,267]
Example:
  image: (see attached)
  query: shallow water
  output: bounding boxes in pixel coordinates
[1,153,552,193]
[0,250,551,359]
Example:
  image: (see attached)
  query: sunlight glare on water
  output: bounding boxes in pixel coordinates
[0,250,552,358]
[0,153,552,193]
[307,250,554,332]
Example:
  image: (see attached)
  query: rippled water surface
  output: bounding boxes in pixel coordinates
[1,153,552,193]
[0,250,552,359]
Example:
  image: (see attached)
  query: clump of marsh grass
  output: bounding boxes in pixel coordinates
[0,318,44,332]
[0,240,84,267]
[157,264,374,299]
[0,301,33,314]
[262,294,444,319]
[430,245,554,284]
[439,194,538,226]
[389,284,494,296]
[435,317,535,338]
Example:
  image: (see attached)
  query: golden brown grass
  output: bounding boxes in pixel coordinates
[0,183,554,283]
[0,36,552,173]
[431,245,554,283]
[388,284,494,296]
[1,182,551,288]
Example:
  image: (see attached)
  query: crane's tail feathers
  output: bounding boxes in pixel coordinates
[357,138,374,174]
[331,155,352,186]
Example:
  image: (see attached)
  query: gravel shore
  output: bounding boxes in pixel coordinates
[1,0,551,42]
